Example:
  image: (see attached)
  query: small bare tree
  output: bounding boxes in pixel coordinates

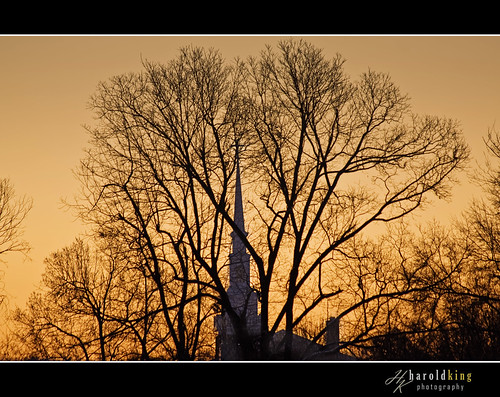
[13,237,181,360]
[0,177,31,309]
[13,239,120,360]
[0,178,31,259]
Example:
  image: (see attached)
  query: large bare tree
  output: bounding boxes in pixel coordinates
[71,39,468,360]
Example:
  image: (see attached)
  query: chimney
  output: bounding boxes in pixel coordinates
[325,317,339,351]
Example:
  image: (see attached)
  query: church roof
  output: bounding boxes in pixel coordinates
[270,330,356,361]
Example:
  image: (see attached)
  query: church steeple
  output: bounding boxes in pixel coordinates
[229,144,249,286]
[227,141,256,316]
[214,141,260,360]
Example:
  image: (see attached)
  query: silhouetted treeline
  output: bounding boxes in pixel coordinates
[357,130,500,360]
[6,39,500,360]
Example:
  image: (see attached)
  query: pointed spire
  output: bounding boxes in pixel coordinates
[232,146,246,249]
[215,140,259,360]
[228,139,252,302]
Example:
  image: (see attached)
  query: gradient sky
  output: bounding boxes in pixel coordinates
[1,35,499,310]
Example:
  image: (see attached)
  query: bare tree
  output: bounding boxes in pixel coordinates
[357,128,500,360]
[349,221,472,359]
[74,45,245,359]
[0,178,31,259]
[72,39,468,360]
[240,39,468,359]
[13,237,185,360]
[0,178,31,309]
[430,127,500,359]
[13,239,120,360]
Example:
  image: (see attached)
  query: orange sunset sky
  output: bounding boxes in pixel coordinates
[1,35,499,312]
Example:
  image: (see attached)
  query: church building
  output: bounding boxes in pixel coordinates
[214,147,355,361]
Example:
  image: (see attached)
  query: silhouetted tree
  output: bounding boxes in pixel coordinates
[70,39,468,360]
[0,178,31,308]
[0,178,31,259]
[357,128,500,360]
[353,222,470,359]
[437,127,500,359]
[12,237,207,360]
[13,239,121,360]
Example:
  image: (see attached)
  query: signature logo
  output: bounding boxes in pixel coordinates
[385,369,413,393]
